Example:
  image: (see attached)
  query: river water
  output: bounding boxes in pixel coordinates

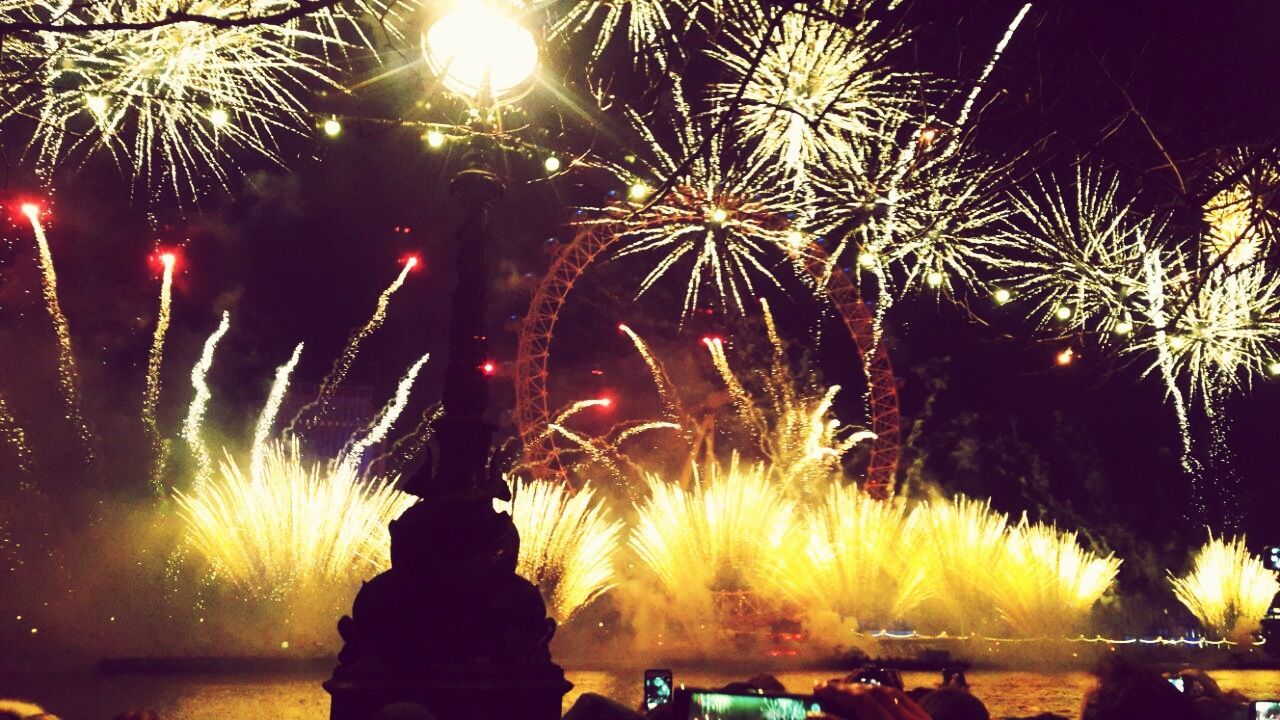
[3,668,1280,719]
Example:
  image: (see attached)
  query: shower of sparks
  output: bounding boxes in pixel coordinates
[1000,167,1160,342]
[1170,534,1280,641]
[338,352,429,476]
[251,342,303,481]
[784,485,929,628]
[709,4,915,189]
[21,204,92,456]
[703,300,874,498]
[288,257,417,435]
[583,90,805,320]
[1135,263,1280,400]
[0,391,34,480]
[495,475,623,622]
[629,455,802,623]
[1202,149,1280,268]
[0,0,420,198]
[143,252,177,493]
[366,402,443,473]
[183,311,231,490]
[548,0,685,74]
[173,439,415,598]
[952,3,1032,133]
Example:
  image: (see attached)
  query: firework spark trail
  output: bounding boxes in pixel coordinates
[144,252,177,493]
[183,311,231,490]
[288,258,416,435]
[950,3,1032,143]
[365,402,443,473]
[21,204,92,458]
[0,391,34,482]
[618,324,681,422]
[339,352,429,476]
[1142,254,1204,519]
[251,343,303,482]
[1170,534,1280,641]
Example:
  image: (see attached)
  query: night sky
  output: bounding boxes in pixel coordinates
[1,0,1278,571]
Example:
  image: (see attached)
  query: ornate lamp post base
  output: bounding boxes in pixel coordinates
[326,145,570,719]
[324,494,570,719]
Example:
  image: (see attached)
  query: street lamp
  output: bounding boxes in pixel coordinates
[325,5,570,720]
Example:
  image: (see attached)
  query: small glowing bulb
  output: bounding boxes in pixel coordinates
[628,182,650,201]
[544,156,561,173]
[1055,306,1072,321]
[1056,348,1075,366]
[30,627,38,634]
[709,207,729,224]
[1268,361,1280,376]
[209,108,229,127]
[280,641,289,649]
[858,252,878,268]
[323,118,342,137]
[425,130,445,148]
[993,288,1011,304]
[86,95,108,115]
[926,271,944,288]
[1115,320,1133,336]
[481,361,497,376]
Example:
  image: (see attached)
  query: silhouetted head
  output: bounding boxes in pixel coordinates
[1080,658,1197,720]
[919,687,990,720]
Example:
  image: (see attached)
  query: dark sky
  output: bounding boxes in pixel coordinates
[1,0,1278,551]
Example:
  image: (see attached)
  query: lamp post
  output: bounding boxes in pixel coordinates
[325,4,570,718]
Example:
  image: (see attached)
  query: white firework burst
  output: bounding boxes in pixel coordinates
[1202,148,1280,268]
[548,0,688,73]
[1000,167,1163,340]
[708,3,918,188]
[2,0,413,199]
[581,89,806,319]
[1136,262,1280,399]
[812,118,1011,301]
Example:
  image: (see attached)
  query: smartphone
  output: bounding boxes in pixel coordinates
[1254,700,1280,720]
[674,687,825,719]
[1169,677,1185,693]
[644,668,674,711]
[846,667,904,691]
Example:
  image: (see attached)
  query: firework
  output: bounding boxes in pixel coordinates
[495,476,623,622]
[143,252,176,492]
[0,391,34,481]
[911,496,1010,633]
[788,484,929,629]
[289,257,417,434]
[995,519,1122,638]
[0,0,412,198]
[583,89,805,320]
[1135,263,1280,400]
[549,0,686,74]
[338,352,429,476]
[708,4,915,189]
[1202,149,1280,268]
[1000,167,1160,341]
[251,342,303,481]
[629,455,802,623]
[183,311,231,489]
[1170,534,1280,641]
[21,203,92,456]
[173,439,415,597]
[703,301,874,498]
[618,323,682,423]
